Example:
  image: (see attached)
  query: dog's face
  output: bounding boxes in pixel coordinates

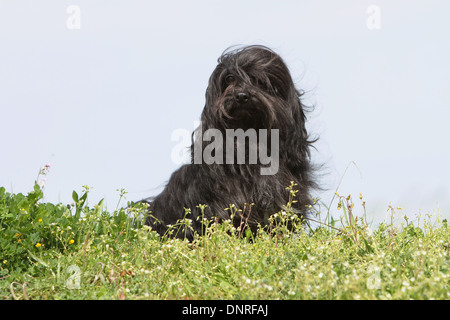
[202,45,302,132]
[192,45,312,171]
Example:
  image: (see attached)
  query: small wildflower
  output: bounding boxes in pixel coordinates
[69,239,75,245]
[38,218,43,223]
[2,260,7,264]
[38,178,47,188]
[35,242,42,248]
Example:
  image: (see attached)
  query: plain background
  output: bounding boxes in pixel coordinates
[1,1,449,226]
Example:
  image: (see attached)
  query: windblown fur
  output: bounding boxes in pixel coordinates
[144,45,317,240]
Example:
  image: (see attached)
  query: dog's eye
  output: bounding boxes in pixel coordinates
[225,75,235,84]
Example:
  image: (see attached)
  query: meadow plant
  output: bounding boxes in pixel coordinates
[1,166,449,300]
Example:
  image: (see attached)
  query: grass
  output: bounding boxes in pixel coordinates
[0,172,449,300]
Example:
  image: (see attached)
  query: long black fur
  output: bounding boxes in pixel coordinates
[145,45,317,240]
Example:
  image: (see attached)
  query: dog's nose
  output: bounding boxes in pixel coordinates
[235,92,250,104]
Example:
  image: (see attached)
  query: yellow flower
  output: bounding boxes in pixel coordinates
[2,260,7,264]
[35,242,42,248]
[69,239,75,245]
[38,219,43,223]
[17,238,21,243]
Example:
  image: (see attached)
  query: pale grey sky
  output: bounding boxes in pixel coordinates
[1,1,449,224]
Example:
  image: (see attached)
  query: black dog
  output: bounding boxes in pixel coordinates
[145,45,317,240]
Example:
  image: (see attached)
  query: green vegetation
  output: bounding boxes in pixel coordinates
[0,177,449,300]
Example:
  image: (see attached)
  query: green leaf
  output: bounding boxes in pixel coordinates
[28,183,44,204]
[27,250,49,268]
[80,192,88,203]
[72,190,78,203]
[95,199,104,216]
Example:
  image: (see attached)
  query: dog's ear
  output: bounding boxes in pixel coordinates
[190,65,224,162]
[202,66,224,129]
[282,88,314,176]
